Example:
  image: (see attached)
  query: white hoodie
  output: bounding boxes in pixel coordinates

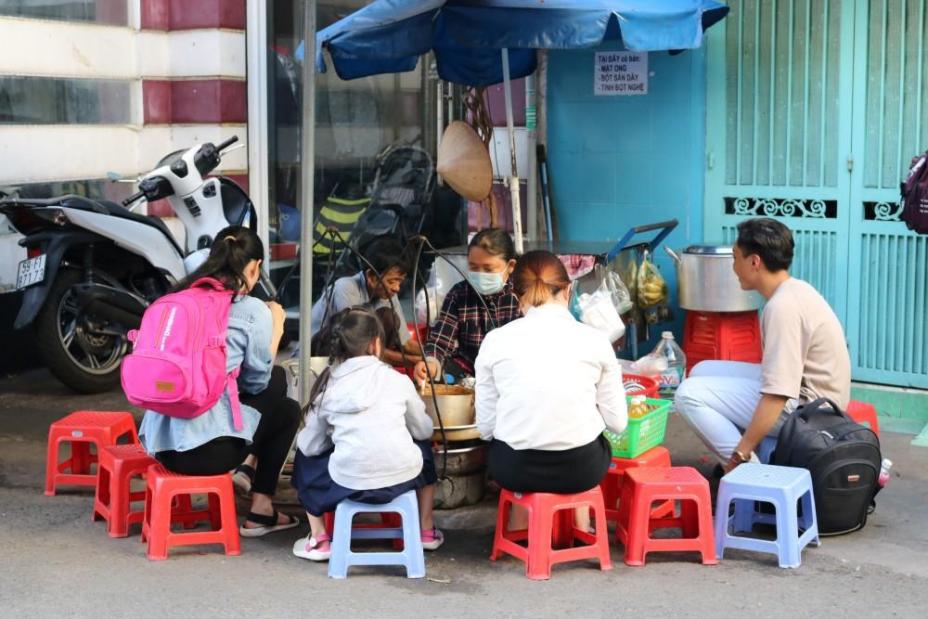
[296,356,434,490]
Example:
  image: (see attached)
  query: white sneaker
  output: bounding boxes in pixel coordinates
[292,534,332,562]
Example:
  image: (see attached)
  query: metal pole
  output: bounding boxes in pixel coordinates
[501,48,523,254]
[525,72,537,242]
[298,1,317,407]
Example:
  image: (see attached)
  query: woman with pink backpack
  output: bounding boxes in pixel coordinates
[136,226,301,537]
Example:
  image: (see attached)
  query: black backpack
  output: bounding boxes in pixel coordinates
[901,151,928,234]
[772,398,882,536]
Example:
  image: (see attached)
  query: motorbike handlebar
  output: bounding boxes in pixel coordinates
[216,135,239,152]
[122,191,145,207]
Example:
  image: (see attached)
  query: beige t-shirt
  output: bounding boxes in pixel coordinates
[761,277,851,408]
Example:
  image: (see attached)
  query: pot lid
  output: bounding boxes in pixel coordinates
[684,244,733,255]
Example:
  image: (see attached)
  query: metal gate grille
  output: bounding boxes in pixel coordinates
[723,0,843,189]
[846,0,928,387]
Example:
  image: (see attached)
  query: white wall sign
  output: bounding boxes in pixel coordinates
[594,51,648,96]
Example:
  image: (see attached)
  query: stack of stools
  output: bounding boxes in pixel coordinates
[616,467,717,566]
[599,446,674,525]
[683,310,762,373]
[328,490,425,579]
[45,410,139,496]
[490,487,612,580]
[141,464,241,561]
[715,463,819,568]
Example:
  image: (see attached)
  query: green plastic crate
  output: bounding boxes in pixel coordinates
[604,397,672,458]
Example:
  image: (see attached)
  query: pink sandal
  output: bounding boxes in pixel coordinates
[292,532,331,561]
[421,527,445,551]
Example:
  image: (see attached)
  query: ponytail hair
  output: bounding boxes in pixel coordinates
[177,225,264,292]
[307,306,385,412]
[511,250,571,308]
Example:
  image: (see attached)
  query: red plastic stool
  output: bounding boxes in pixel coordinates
[324,511,404,549]
[92,444,157,537]
[847,400,880,437]
[45,411,139,496]
[599,446,675,524]
[616,466,717,566]
[141,464,241,560]
[490,487,613,580]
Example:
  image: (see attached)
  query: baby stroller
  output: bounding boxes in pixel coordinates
[330,142,435,277]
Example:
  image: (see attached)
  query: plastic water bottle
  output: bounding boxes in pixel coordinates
[878,458,893,487]
[651,331,686,396]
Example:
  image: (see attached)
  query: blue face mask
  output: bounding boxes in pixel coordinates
[467,270,506,295]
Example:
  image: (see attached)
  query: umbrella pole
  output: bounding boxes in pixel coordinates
[298,2,317,407]
[501,48,523,254]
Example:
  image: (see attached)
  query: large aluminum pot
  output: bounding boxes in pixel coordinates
[421,383,479,441]
[665,245,763,312]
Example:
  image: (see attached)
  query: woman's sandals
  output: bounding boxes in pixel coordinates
[232,464,256,495]
[239,510,301,537]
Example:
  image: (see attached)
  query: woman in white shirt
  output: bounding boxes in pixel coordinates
[474,250,628,495]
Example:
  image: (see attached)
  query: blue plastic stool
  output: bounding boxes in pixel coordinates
[715,463,820,568]
[756,436,777,464]
[328,490,425,579]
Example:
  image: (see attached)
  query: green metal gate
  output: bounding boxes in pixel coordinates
[705,0,928,389]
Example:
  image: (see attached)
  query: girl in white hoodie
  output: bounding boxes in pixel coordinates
[291,307,443,562]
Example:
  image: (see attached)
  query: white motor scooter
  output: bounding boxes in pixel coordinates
[0,136,261,393]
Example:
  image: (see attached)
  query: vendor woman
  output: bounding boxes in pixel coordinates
[474,250,627,500]
[413,228,521,383]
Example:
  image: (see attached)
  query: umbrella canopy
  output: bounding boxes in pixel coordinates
[315,0,730,87]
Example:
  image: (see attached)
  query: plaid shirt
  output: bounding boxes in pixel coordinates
[424,280,522,375]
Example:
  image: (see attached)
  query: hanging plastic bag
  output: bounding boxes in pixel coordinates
[637,251,668,309]
[415,266,450,325]
[576,285,626,342]
[601,268,633,315]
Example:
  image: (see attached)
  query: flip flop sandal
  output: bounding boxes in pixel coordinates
[232,464,256,495]
[240,510,301,538]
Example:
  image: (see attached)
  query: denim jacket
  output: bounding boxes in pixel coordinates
[139,295,273,454]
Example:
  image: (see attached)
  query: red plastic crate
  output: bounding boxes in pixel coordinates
[683,310,762,373]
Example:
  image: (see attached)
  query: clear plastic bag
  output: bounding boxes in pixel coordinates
[576,285,626,342]
[602,268,633,315]
[415,266,451,325]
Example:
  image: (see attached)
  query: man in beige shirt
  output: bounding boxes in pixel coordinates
[675,218,851,473]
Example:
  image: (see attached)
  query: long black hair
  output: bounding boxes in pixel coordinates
[307,306,385,412]
[178,225,264,292]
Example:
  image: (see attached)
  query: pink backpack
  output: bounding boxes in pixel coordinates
[121,277,244,431]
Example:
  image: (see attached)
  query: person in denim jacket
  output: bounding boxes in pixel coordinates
[139,226,301,537]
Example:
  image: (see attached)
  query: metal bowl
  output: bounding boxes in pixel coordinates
[421,383,479,441]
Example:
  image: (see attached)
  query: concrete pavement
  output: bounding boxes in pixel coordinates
[1,368,926,618]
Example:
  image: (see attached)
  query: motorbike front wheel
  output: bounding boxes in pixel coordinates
[34,269,127,393]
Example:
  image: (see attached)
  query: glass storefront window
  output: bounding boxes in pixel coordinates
[0,0,128,26]
[266,1,467,310]
[0,177,135,202]
[0,76,133,124]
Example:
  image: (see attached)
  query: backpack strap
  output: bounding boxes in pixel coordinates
[227,368,244,432]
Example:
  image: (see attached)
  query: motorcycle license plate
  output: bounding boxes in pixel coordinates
[16,255,46,289]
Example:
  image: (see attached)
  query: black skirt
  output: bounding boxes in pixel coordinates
[292,439,438,517]
[487,434,611,494]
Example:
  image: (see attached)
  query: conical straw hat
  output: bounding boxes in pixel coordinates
[437,121,493,201]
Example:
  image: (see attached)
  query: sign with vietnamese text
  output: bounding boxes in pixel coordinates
[594,52,648,96]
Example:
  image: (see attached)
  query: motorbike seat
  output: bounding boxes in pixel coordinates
[55,195,184,256]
